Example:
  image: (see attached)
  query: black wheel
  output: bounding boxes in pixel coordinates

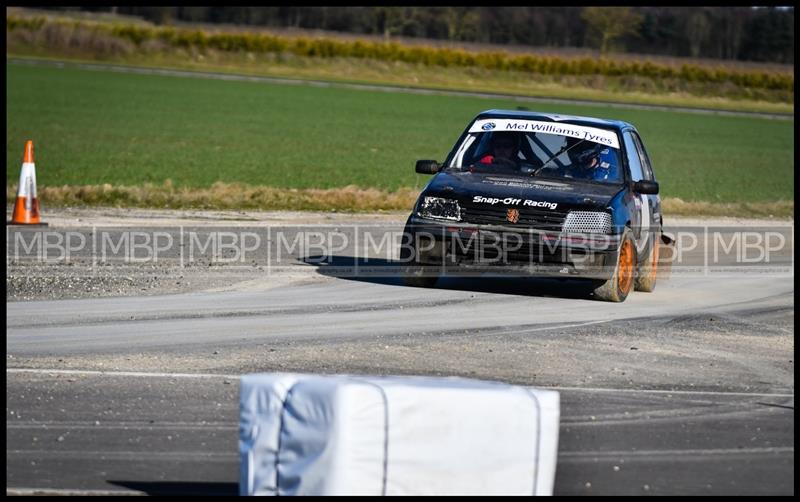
[593,228,636,302]
[635,230,660,292]
[399,225,439,288]
[402,267,439,288]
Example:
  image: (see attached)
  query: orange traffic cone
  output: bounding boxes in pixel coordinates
[8,140,47,226]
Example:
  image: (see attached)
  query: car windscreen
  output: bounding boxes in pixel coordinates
[447,119,624,184]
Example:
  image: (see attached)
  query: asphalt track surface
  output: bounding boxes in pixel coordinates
[5,212,794,495]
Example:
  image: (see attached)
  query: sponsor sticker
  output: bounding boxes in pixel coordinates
[482,177,571,191]
[469,119,620,149]
[472,195,558,210]
[506,208,520,224]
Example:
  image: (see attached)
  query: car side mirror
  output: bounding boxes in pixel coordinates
[416,160,442,174]
[633,180,659,194]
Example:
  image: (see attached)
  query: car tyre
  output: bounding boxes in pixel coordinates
[402,266,439,288]
[400,226,439,288]
[634,230,660,292]
[593,227,636,302]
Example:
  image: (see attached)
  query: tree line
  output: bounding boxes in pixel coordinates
[37,6,794,64]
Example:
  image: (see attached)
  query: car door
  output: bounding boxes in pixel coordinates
[631,131,661,235]
[622,131,647,245]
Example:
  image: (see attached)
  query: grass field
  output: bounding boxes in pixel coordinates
[6,52,794,116]
[6,62,794,211]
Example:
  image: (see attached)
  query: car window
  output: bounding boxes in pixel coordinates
[631,132,655,181]
[623,131,645,182]
[447,122,624,184]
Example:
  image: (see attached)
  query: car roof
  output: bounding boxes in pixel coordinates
[476,109,635,133]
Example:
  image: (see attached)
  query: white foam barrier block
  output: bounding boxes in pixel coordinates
[239,373,560,495]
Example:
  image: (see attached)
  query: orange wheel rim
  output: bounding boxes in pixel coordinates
[618,240,634,293]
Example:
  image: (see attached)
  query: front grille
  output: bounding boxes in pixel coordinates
[562,211,613,234]
[460,204,568,231]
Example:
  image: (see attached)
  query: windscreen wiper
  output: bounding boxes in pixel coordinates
[533,139,585,176]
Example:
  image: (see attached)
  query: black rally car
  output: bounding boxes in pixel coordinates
[401,109,663,302]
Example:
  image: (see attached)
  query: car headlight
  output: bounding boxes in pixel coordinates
[562,211,612,234]
[417,196,462,221]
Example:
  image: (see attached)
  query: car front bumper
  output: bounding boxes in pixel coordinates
[404,215,621,280]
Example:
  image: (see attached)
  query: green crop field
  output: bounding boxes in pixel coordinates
[6,62,794,205]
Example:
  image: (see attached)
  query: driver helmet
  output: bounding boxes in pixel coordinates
[567,140,604,169]
[490,132,520,152]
